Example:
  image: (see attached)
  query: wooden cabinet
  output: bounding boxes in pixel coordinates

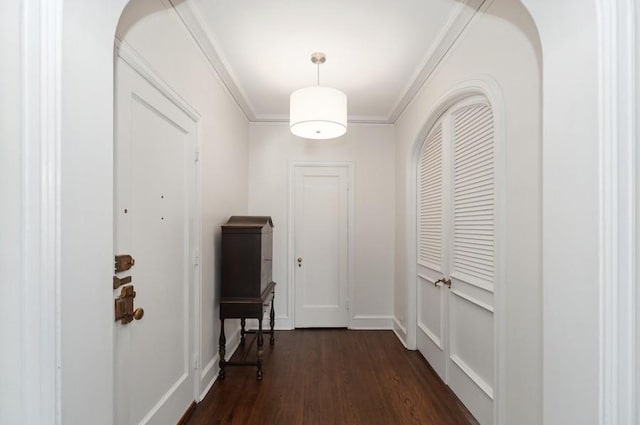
[221,215,273,300]
[218,216,276,380]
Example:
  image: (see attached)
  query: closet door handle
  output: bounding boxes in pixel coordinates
[434,278,452,288]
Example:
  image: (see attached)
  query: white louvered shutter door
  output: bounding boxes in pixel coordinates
[451,103,494,290]
[418,123,443,272]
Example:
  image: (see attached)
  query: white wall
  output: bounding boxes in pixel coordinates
[116,0,249,398]
[248,123,395,329]
[393,0,542,424]
[517,1,601,424]
[0,0,23,423]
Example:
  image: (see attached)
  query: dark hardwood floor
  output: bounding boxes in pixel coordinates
[186,329,479,425]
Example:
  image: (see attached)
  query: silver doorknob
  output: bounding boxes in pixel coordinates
[297,257,303,267]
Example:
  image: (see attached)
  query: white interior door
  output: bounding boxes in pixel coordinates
[293,164,350,328]
[416,97,496,425]
[114,57,198,425]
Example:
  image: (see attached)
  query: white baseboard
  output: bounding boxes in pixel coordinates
[198,326,241,401]
[275,317,293,330]
[392,316,410,349]
[349,315,394,330]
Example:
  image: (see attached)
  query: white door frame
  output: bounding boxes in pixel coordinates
[405,77,507,424]
[288,161,355,329]
[597,2,638,423]
[115,39,204,406]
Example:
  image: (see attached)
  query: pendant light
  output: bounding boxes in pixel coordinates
[289,52,347,140]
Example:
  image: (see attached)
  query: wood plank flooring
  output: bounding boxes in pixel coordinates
[186,330,479,425]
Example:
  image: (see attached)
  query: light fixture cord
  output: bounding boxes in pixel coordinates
[316,62,320,86]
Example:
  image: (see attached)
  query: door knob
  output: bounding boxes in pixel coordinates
[132,307,144,320]
[297,257,303,267]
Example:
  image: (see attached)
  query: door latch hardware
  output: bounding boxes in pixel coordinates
[114,254,135,273]
[114,285,144,324]
[113,275,132,289]
[434,277,452,288]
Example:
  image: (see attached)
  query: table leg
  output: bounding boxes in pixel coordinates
[256,319,264,380]
[240,317,246,345]
[269,291,275,346]
[218,318,226,380]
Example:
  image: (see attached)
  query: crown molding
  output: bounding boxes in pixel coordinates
[170,0,485,124]
[169,0,257,121]
[387,0,485,122]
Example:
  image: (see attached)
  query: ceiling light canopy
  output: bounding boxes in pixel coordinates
[289,52,347,140]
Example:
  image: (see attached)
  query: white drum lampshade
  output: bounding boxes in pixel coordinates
[289,52,348,140]
[290,86,347,140]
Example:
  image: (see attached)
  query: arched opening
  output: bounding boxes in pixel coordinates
[111,1,252,422]
[396,1,542,422]
[23,0,629,423]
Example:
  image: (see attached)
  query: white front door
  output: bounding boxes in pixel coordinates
[293,164,350,328]
[416,97,496,425]
[114,57,198,425]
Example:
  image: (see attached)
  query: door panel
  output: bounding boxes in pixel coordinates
[294,165,349,328]
[449,291,494,392]
[416,121,447,380]
[417,271,446,379]
[115,57,197,425]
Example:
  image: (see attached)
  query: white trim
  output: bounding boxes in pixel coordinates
[287,161,355,329]
[405,76,507,425]
[392,316,409,348]
[388,0,486,122]
[417,321,443,350]
[350,315,394,330]
[450,354,494,400]
[168,0,256,121]
[451,272,494,293]
[450,289,494,313]
[274,317,294,330]
[192,108,203,402]
[597,1,638,424]
[114,39,201,121]
[21,0,63,423]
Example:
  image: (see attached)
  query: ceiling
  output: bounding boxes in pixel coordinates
[175,0,484,123]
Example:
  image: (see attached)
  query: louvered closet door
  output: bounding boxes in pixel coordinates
[416,121,448,381]
[416,97,495,425]
[447,101,495,425]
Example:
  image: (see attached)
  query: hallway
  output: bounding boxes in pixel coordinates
[186,330,478,425]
